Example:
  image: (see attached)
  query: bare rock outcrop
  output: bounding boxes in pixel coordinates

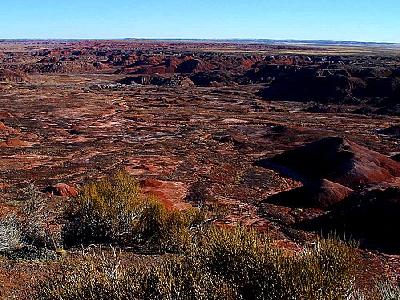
[44,183,78,197]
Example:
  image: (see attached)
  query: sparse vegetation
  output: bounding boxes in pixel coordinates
[350,281,400,300]
[18,184,61,250]
[32,183,359,300]
[374,281,400,300]
[32,230,358,300]
[185,180,211,207]
[0,215,22,252]
[0,185,60,259]
[185,179,229,219]
[1,173,386,299]
[63,171,207,252]
[34,250,236,300]
[194,226,357,300]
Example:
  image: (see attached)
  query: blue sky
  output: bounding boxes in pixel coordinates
[0,0,399,42]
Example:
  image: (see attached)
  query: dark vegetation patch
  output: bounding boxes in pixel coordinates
[297,188,400,254]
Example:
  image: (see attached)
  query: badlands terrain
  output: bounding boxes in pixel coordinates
[0,40,400,298]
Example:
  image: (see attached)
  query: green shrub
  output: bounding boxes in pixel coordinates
[185,180,210,207]
[63,171,146,246]
[196,226,285,299]
[63,171,206,252]
[278,238,357,300]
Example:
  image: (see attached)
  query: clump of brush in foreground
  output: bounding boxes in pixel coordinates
[351,280,400,300]
[34,250,236,300]
[0,185,61,260]
[63,171,206,252]
[196,226,358,299]
[374,281,400,299]
[34,228,359,299]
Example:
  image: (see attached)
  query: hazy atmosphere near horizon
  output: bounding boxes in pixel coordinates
[1,0,400,42]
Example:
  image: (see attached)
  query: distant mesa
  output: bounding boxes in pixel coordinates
[190,71,235,87]
[392,153,400,162]
[256,65,400,105]
[117,75,195,87]
[258,72,353,102]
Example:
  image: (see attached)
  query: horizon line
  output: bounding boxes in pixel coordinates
[0,37,399,46]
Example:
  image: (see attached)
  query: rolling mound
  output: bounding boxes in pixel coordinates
[265,179,353,210]
[257,137,400,189]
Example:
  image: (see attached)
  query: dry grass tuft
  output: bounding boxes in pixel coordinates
[33,226,359,300]
[0,185,60,259]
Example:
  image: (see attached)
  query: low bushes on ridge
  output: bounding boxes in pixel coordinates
[63,171,206,252]
[31,172,362,299]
